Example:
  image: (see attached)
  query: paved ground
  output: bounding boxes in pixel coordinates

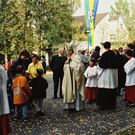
[9,75,135,135]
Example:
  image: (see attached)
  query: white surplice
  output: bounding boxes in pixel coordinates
[0,65,10,116]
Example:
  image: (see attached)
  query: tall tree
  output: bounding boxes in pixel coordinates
[0,0,80,55]
[111,0,135,41]
[0,0,13,53]
[29,0,74,48]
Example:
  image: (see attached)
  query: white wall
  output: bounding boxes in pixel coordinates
[94,14,110,45]
[94,14,128,46]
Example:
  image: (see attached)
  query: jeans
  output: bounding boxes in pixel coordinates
[15,104,28,119]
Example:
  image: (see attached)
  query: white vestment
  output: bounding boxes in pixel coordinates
[0,65,10,116]
[98,67,118,89]
[62,54,85,111]
[124,57,135,86]
[84,66,98,87]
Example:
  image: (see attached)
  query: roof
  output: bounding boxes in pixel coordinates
[73,15,85,24]
[95,13,108,26]
[109,15,119,21]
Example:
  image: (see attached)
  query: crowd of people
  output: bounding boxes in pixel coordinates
[0,50,48,135]
[1,41,135,134]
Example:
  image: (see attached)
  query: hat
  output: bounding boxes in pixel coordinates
[32,51,39,56]
[32,51,39,59]
[102,41,111,49]
[67,46,74,52]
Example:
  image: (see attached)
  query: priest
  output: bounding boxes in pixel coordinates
[97,42,118,109]
[62,47,85,111]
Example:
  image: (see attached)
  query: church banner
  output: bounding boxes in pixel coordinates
[84,0,99,47]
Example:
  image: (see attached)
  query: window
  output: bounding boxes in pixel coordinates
[110,34,116,41]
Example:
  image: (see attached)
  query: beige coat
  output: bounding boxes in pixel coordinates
[62,54,85,103]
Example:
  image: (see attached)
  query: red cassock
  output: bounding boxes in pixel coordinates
[0,115,10,135]
[125,85,135,102]
[86,87,97,100]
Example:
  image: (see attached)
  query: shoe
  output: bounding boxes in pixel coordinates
[88,100,96,104]
[22,117,28,121]
[39,111,45,116]
[59,96,63,98]
[63,108,69,111]
[35,111,44,117]
[126,102,135,107]
[35,112,40,117]
[53,96,57,99]
[14,116,21,120]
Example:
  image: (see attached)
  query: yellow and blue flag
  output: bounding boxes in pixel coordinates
[84,0,99,47]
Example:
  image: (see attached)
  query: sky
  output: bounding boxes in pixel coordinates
[73,0,115,16]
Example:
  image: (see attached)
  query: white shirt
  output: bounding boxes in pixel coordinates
[124,57,135,86]
[84,66,98,87]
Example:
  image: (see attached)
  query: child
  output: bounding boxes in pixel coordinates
[124,49,135,107]
[84,58,98,103]
[12,65,30,119]
[25,71,34,110]
[31,69,48,116]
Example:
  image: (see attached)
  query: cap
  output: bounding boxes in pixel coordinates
[32,51,39,56]
[67,46,74,52]
[102,41,111,49]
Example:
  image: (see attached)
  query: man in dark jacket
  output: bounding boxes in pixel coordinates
[50,48,67,99]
